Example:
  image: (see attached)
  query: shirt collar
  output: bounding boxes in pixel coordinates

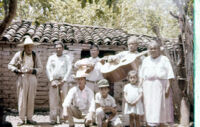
[89,57,99,61]
[77,85,89,92]
[100,93,109,100]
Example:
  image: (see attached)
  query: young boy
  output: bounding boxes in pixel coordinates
[95,79,122,127]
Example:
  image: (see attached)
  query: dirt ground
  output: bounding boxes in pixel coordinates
[4,112,184,127]
[5,114,87,127]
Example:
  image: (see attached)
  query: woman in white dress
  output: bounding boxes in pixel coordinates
[124,70,144,127]
[140,41,175,127]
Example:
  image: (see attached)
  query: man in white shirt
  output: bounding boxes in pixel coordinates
[46,41,72,125]
[109,36,143,72]
[62,70,95,127]
[8,36,43,126]
[105,36,144,95]
[75,44,104,93]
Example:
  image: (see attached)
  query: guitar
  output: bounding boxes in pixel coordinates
[100,50,149,82]
[75,56,109,74]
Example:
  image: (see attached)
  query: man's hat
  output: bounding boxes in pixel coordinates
[98,79,109,88]
[74,69,89,79]
[17,36,40,47]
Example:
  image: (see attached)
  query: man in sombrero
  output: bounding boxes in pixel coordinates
[62,70,95,127]
[8,36,43,126]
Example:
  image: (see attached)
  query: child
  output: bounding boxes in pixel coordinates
[124,70,144,127]
[95,79,122,127]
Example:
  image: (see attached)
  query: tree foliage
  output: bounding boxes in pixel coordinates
[0,0,180,38]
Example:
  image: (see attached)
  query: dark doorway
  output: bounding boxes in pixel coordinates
[81,50,116,59]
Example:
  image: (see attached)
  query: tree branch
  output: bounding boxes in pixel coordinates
[169,11,180,20]
[0,0,17,37]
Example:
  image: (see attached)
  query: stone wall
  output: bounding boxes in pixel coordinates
[0,42,126,111]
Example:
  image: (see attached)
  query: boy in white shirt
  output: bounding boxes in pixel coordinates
[95,79,122,127]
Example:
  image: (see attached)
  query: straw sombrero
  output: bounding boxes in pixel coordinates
[74,69,89,79]
[17,36,41,47]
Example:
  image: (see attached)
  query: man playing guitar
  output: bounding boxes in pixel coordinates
[75,44,104,94]
[101,36,146,82]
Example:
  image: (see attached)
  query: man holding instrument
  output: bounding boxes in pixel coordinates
[109,36,142,72]
[75,44,104,94]
[46,41,72,125]
[100,36,146,84]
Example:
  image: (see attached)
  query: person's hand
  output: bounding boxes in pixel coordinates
[58,81,65,86]
[100,56,109,65]
[102,119,109,127]
[100,59,105,65]
[165,87,170,98]
[126,100,134,106]
[26,68,33,74]
[51,80,58,88]
[130,102,136,106]
[85,118,92,126]
[63,115,68,120]
[105,119,109,123]
[102,106,111,112]
[85,64,94,73]
[85,119,92,125]
[108,56,117,63]
[16,70,24,74]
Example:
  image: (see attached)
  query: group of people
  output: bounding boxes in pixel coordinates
[8,35,175,127]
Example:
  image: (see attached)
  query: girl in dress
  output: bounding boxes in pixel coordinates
[124,70,144,127]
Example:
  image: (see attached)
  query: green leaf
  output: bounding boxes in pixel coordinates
[32,20,40,26]
[81,0,86,8]
[88,0,93,4]
[112,5,119,13]
[106,0,112,8]
[0,2,3,8]
[95,0,99,4]
[95,9,104,18]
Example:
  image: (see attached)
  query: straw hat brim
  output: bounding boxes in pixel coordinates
[73,70,89,79]
[74,74,89,78]
[98,84,110,88]
[17,42,41,47]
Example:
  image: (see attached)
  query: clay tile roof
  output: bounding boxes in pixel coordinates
[0,21,177,48]
[0,21,130,46]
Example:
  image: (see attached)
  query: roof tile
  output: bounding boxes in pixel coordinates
[0,21,176,48]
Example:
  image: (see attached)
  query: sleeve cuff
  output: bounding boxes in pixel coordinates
[49,77,53,82]
[62,78,67,82]
[62,106,68,116]
[14,69,19,74]
[32,69,37,75]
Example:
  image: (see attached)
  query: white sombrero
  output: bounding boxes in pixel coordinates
[17,36,41,47]
[74,69,89,79]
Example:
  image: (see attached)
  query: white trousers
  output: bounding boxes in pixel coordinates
[16,74,37,121]
[49,82,70,122]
